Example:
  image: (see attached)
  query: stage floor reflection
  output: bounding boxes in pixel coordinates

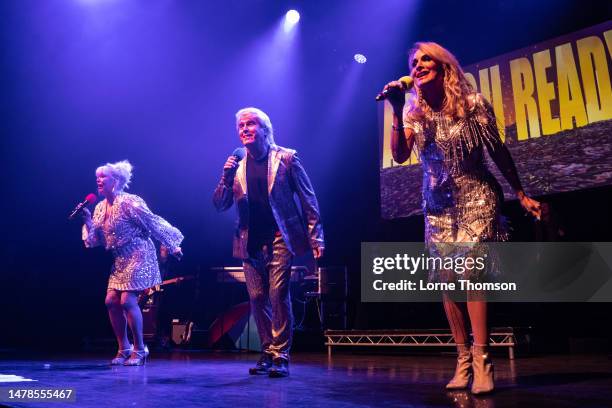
[1,351,611,407]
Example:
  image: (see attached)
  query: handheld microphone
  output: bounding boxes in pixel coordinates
[232,147,246,161]
[223,147,246,179]
[68,193,97,220]
[375,76,414,101]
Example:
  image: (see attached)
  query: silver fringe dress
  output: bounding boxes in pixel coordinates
[405,94,512,282]
[82,193,184,291]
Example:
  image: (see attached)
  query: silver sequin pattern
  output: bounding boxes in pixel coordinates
[82,193,184,291]
[405,94,508,282]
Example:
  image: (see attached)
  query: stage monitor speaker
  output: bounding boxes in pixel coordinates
[142,296,159,341]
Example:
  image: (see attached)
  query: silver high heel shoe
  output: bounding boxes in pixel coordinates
[124,345,149,366]
[111,345,133,365]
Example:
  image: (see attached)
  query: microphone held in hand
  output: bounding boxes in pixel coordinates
[375,76,414,101]
[232,147,246,161]
[68,193,97,220]
[223,147,246,178]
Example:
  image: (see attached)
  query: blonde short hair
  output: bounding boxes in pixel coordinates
[96,160,133,192]
[235,107,275,144]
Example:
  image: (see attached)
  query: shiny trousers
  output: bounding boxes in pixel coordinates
[243,234,294,360]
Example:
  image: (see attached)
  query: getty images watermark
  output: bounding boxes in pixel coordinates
[371,252,518,292]
[361,242,612,302]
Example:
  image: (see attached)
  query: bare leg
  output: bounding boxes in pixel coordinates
[459,231,493,392]
[120,291,145,350]
[105,290,130,349]
[467,299,494,394]
[442,293,469,344]
[466,300,488,346]
[443,293,473,389]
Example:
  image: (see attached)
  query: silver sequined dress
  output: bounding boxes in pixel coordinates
[82,193,184,291]
[405,94,512,281]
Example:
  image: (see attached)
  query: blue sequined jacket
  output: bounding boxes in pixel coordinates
[213,144,325,259]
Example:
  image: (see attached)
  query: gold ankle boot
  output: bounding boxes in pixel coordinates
[446,344,472,389]
[471,344,494,394]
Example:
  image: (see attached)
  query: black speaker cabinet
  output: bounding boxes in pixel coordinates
[318,267,347,329]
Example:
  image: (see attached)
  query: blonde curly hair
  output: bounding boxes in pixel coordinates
[96,160,133,192]
[407,42,474,121]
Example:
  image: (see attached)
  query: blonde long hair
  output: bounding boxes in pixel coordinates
[408,42,474,121]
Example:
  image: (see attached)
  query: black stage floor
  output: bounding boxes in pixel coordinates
[1,351,611,407]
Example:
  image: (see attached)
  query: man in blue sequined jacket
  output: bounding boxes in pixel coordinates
[213,107,324,378]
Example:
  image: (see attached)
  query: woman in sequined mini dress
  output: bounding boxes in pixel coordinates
[381,42,540,394]
[82,160,184,366]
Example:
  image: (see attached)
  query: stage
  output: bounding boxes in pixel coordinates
[2,1,611,407]
[1,351,611,407]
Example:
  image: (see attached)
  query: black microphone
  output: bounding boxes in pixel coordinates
[223,147,246,179]
[68,193,97,220]
[375,76,414,101]
[232,147,246,161]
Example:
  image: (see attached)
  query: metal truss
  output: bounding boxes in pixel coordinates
[324,328,517,359]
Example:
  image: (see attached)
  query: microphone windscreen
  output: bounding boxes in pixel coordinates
[85,193,97,204]
[399,76,414,89]
[232,147,246,161]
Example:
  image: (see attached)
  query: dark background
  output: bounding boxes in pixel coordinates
[1,0,611,352]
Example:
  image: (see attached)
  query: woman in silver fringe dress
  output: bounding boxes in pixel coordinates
[381,42,540,394]
[82,160,184,366]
